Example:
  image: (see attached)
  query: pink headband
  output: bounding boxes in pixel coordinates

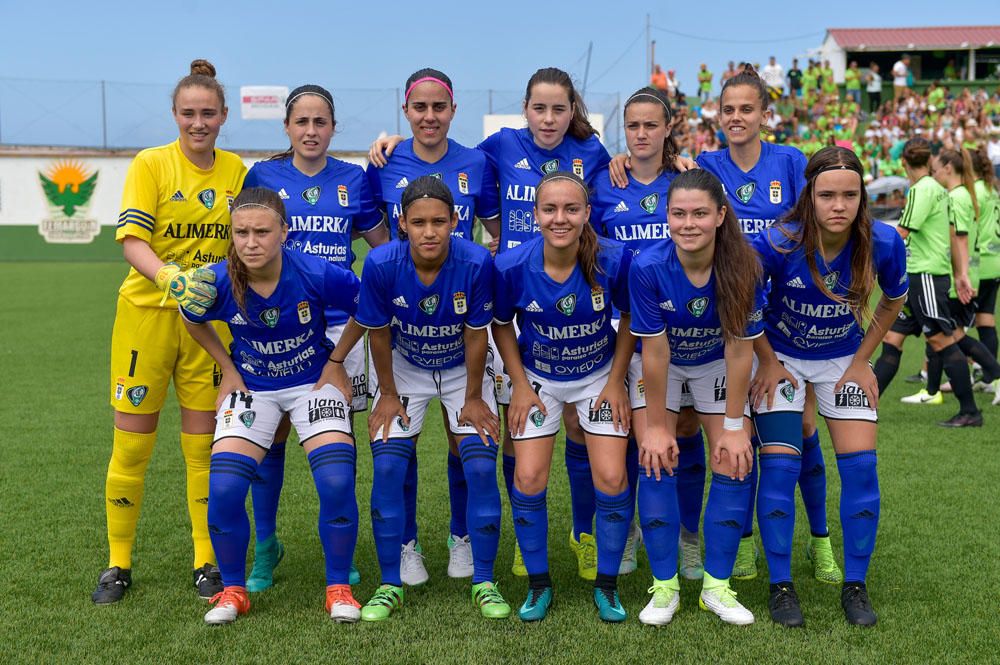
[405,76,454,102]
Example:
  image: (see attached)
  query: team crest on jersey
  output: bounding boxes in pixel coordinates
[541,159,559,174]
[419,295,440,315]
[115,377,125,401]
[337,185,349,207]
[572,158,584,178]
[735,182,755,204]
[823,271,840,291]
[302,186,322,205]
[260,307,280,328]
[297,301,311,324]
[126,385,148,407]
[780,382,796,402]
[557,294,577,316]
[530,410,546,427]
[222,409,233,427]
[769,180,782,204]
[453,292,467,315]
[458,172,469,195]
[640,193,659,214]
[686,297,708,317]
[591,287,605,312]
[240,410,256,428]
[197,189,216,210]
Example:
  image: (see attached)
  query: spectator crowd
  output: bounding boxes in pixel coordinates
[650,57,1000,185]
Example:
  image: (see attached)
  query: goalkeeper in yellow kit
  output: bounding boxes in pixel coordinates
[92,59,246,604]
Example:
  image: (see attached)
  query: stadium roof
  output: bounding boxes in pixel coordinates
[827,26,1000,51]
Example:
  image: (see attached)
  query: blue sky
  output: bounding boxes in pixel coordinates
[2,1,997,151]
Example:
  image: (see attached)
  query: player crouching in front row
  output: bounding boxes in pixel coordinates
[328,176,510,621]
[629,169,763,626]
[492,171,636,622]
[181,187,363,625]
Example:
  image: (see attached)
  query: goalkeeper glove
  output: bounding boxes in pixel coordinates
[155,262,218,316]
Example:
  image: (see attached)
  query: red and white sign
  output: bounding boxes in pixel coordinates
[240,86,289,120]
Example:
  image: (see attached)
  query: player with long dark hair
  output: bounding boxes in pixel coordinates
[629,168,763,625]
[751,147,908,626]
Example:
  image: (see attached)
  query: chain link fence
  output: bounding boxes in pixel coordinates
[0,77,624,153]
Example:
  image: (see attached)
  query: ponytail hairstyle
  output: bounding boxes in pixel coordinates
[666,169,762,340]
[535,171,602,288]
[720,63,770,135]
[524,67,599,141]
[269,84,336,162]
[172,59,225,110]
[227,187,287,322]
[901,136,932,169]
[624,86,679,173]
[777,146,875,324]
[937,147,980,219]
[970,144,997,193]
[399,175,456,240]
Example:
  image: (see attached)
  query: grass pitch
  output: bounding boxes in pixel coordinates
[1,261,997,664]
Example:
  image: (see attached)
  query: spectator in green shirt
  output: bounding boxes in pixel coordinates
[844,61,862,105]
[697,63,713,103]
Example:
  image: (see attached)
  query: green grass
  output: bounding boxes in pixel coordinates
[1,261,997,664]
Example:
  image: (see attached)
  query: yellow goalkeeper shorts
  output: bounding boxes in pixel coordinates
[109,296,232,414]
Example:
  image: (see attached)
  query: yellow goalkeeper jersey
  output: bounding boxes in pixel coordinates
[116,139,246,308]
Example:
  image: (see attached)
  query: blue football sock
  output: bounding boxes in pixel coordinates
[626,437,639,501]
[502,454,516,501]
[447,451,468,537]
[208,452,258,588]
[740,438,759,538]
[371,438,414,586]
[402,446,418,545]
[837,451,880,583]
[565,436,595,539]
[250,441,285,542]
[637,470,680,581]
[798,431,829,537]
[309,443,358,586]
[595,487,633,577]
[458,437,501,584]
[510,486,548,576]
[702,473,752,580]
[757,454,802,584]
[676,432,706,533]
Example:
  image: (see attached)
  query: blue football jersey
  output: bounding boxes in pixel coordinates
[183,249,360,391]
[355,237,494,371]
[696,142,807,239]
[478,127,611,253]
[365,138,500,239]
[591,169,676,257]
[244,156,380,326]
[493,236,630,381]
[753,221,908,360]
[630,240,765,366]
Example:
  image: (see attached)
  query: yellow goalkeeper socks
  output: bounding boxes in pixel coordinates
[181,432,216,567]
[106,427,156,569]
